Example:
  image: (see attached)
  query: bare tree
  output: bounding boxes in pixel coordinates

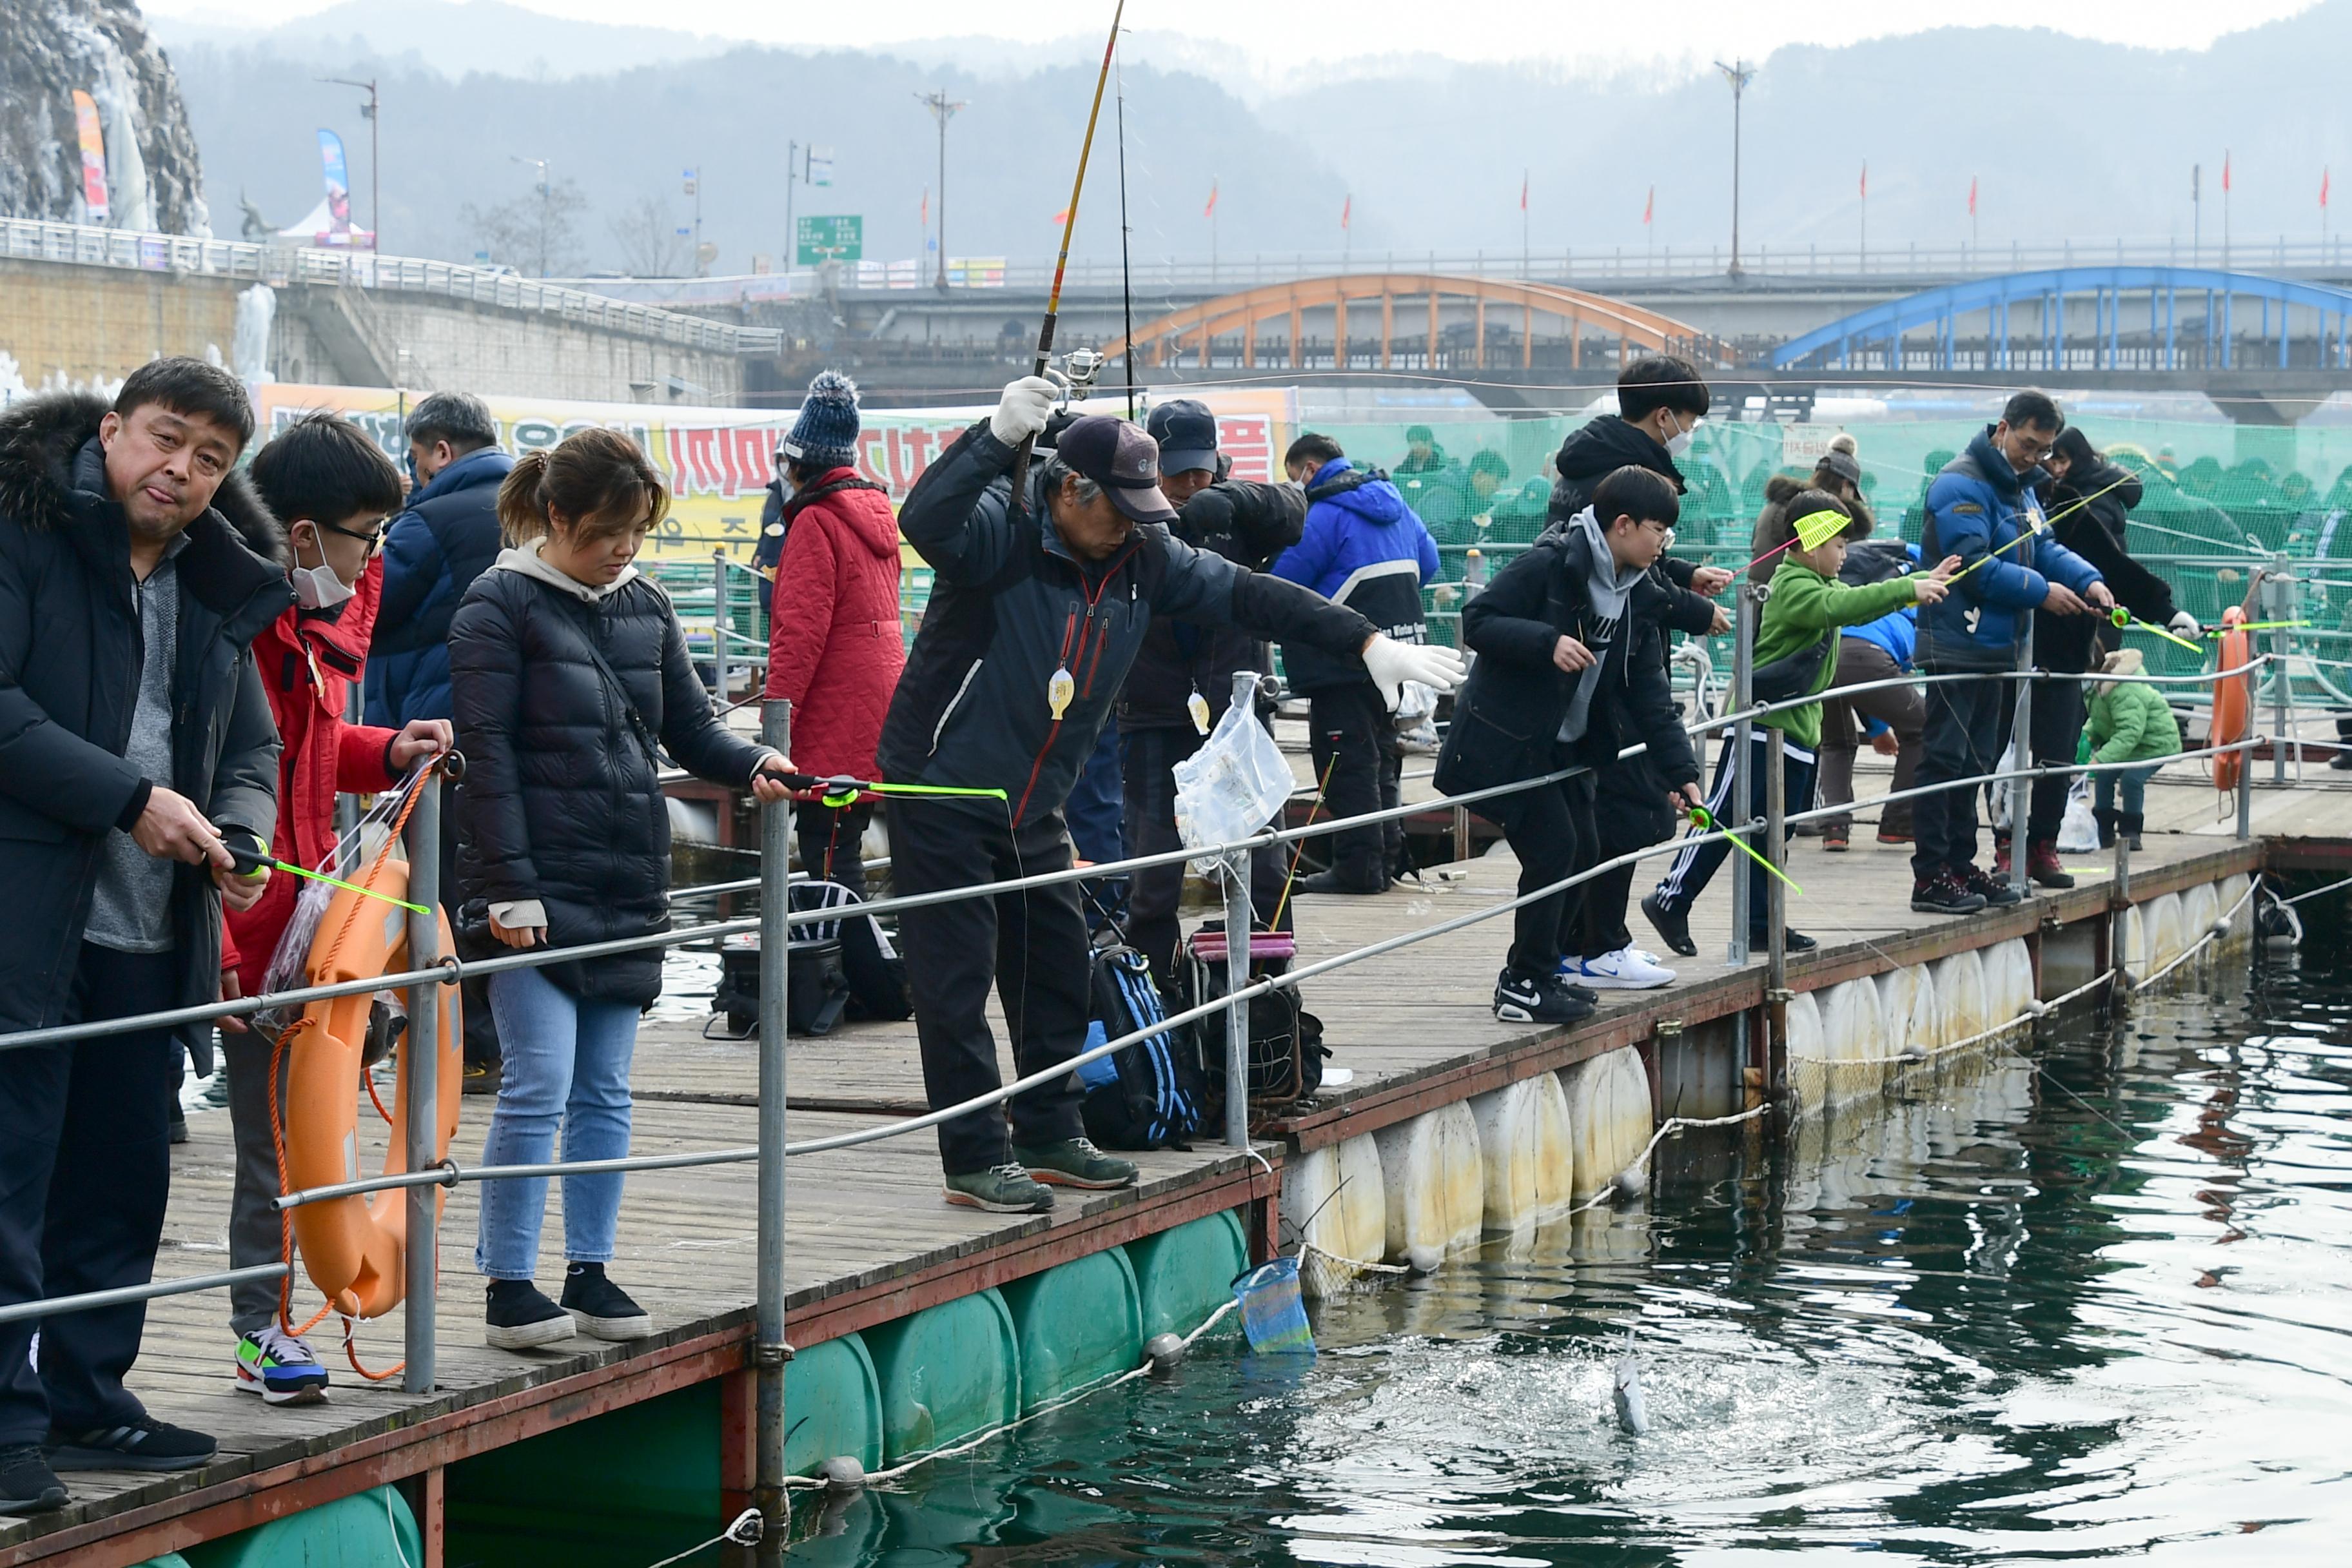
[460,176,588,277]
[608,195,689,277]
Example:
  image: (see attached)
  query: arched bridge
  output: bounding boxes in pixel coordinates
[1772,266,2352,373]
[1107,274,1732,377]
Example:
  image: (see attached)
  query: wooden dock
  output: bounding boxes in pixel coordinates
[5,763,2346,1567]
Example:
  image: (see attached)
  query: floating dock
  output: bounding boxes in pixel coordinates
[3,772,2337,1568]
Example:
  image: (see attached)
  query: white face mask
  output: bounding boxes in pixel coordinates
[289,534,356,611]
[1662,413,1697,458]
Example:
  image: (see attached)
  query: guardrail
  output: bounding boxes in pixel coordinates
[0,217,783,357]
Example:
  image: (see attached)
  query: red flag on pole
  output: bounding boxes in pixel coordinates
[1968,176,1978,217]
[1204,179,1218,219]
[2223,153,2232,193]
[920,187,928,227]
[1859,162,1867,199]
[1642,185,1653,226]
[1520,171,1528,211]
[1050,207,1070,226]
[1340,193,1351,230]
[2323,168,2331,209]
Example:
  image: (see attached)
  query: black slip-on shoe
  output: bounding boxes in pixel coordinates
[1640,893,1698,958]
[0,1445,66,1512]
[47,1418,215,1473]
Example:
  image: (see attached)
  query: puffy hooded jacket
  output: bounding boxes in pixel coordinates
[763,469,905,779]
[367,445,514,726]
[877,421,1376,827]
[1918,427,2103,672]
[2088,647,2182,765]
[1119,473,1304,731]
[1269,459,1438,694]
[2037,456,2177,676]
[450,542,770,1005]
[0,391,289,1040]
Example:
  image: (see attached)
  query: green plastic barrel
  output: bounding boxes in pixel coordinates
[444,1382,718,1568]
[862,1289,1021,1463]
[1124,1211,1248,1341]
[180,1486,418,1568]
[783,1331,885,1475]
[998,1250,1144,1414]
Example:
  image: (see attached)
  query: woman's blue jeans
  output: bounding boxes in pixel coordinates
[475,965,640,1280]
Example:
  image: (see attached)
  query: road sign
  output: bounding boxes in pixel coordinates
[796,214,861,265]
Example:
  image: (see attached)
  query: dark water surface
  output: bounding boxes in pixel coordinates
[769,948,2352,1566]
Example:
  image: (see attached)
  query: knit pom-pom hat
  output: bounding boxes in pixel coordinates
[781,369,861,471]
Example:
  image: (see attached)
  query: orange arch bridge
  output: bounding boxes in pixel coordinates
[1108,274,1732,376]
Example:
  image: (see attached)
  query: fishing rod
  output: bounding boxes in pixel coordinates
[756,767,1009,810]
[1687,805,1803,895]
[1943,473,2133,587]
[2106,605,2202,653]
[227,841,429,916]
[1004,0,1128,511]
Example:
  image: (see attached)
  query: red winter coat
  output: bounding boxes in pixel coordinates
[223,560,400,993]
[763,471,906,779]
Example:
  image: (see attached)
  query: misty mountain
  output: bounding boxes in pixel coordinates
[154,0,2352,273]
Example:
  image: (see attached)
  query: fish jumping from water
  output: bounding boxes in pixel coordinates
[1612,1356,1650,1436]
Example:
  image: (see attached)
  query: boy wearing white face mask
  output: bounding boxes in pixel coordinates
[217,414,450,1406]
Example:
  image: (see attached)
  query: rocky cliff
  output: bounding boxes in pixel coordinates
[0,0,208,235]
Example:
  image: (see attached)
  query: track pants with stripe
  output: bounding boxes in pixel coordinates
[1651,728,1816,938]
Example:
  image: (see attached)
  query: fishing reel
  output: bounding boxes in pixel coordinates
[1044,348,1107,410]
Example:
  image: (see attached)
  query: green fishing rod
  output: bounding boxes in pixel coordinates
[756,767,1010,810]
[1687,805,1804,896]
[1944,473,2134,586]
[2106,605,2203,653]
[226,840,429,916]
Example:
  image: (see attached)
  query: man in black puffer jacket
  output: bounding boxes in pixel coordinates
[879,385,1464,1214]
[1117,401,1306,985]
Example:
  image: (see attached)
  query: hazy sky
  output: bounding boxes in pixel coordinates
[146,0,2320,76]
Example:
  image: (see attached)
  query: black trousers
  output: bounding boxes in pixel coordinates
[893,802,1092,1175]
[0,943,179,1445]
[1307,681,1403,887]
[797,798,874,899]
[1913,671,2014,879]
[1653,729,1818,937]
[2021,676,2087,844]
[1121,725,1291,990]
[1574,756,1679,962]
[1478,758,1596,979]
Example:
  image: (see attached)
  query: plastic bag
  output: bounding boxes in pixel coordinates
[1988,736,2020,834]
[1172,671,1293,877]
[2055,777,2102,854]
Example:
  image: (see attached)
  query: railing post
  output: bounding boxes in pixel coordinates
[2011,620,2035,901]
[400,766,441,1395]
[1727,584,1760,968]
[1762,711,1789,1119]
[2268,560,2293,783]
[1224,671,1256,1151]
[712,550,732,702]
[2110,808,2134,995]
[754,701,793,1528]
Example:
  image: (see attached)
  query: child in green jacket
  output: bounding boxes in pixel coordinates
[1647,490,1955,955]
[2088,647,2181,849]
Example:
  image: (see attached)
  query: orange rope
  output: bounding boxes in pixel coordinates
[340,1315,404,1382]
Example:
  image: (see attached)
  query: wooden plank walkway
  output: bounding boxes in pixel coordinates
[5,761,2344,1565]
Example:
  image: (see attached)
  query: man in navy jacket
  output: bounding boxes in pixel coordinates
[1273,433,1442,894]
[1910,391,2112,915]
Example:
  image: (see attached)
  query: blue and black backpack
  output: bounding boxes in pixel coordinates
[1077,944,1206,1150]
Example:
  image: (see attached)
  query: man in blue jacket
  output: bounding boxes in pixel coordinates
[1910,391,2112,915]
[366,391,513,1083]
[1274,433,1442,894]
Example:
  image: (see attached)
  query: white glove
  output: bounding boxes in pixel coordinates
[989,376,1059,447]
[2168,609,2201,639]
[1362,633,1467,711]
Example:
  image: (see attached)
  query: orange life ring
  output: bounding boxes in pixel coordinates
[2212,607,2251,792]
[280,853,462,1322]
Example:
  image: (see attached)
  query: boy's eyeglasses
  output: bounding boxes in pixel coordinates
[317,519,386,558]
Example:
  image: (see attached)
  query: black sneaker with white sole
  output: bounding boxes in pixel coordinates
[485,1279,576,1351]
[0,1445,66,1513]
[47,1417,215,1473]
[1640,892,1698,959]
[561,1262,653,1341]
[1493,968,1596,1026]
[1963,865,2024,907]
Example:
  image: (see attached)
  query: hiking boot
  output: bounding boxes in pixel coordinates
[1640,892,1698,958]
[2118,811,2145,851]
[1911,870,1987,915]
[2093,808,2118,848]
[1493,968,1596,1026]
[944,1163,1057,1213]
[561,1262,652,1341]
[2027,839,2075,890]
[1749,928,1818,953]
[0,1446,66,1514]
[1297,867,1387,896]
[235,1327,329,1406]
[462,1058,503,1096]
[484,1279,576,1351]
[1014,1137,1138,1191]
[1821,825,1850,852]
[1963,865,2024,906]
[1566,947,1676,990]
[48,1418,215,1473]
[1991,836,2013,877]
[1875,825,1914,845]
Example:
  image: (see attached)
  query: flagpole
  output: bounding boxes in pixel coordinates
[2224,149,2232,271]
[1520,168,1529,278]
[1858,161,1867,271]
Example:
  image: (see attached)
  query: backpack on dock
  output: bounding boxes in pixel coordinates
[1179,921,1328,1117]
[1077,943,1208,1150]
[706,879,911,1039]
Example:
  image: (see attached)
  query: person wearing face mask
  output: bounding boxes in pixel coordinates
[217,413,451,1407]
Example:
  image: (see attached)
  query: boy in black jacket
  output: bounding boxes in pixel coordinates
[1435,467,1703,1026]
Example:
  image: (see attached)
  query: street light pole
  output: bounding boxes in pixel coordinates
[321,75,379,252]
[511,154,551,276]
[1714,59,1756,278]
[916,89,966,291]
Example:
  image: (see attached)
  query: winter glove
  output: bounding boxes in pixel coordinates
[989,377,1060,447]
[2168,609,2200,639]
[1362,634,1467,711]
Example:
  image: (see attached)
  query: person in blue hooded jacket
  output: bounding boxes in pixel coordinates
[1909,391,2112,915]
[1273,433,1442,894]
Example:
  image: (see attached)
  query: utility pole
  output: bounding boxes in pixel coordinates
[321,75,378,251]
[2192,163,2202,266]
[682,166,701,275]
[511,154,550,276]
[1714,59,1756,277]
[915,89,966,291]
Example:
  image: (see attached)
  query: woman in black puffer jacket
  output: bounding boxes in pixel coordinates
[450,429,790,1351]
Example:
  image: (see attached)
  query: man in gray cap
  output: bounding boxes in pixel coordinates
[880,380,1464,1213]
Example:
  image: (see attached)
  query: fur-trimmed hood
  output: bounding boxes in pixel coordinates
[0,389,289,570]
